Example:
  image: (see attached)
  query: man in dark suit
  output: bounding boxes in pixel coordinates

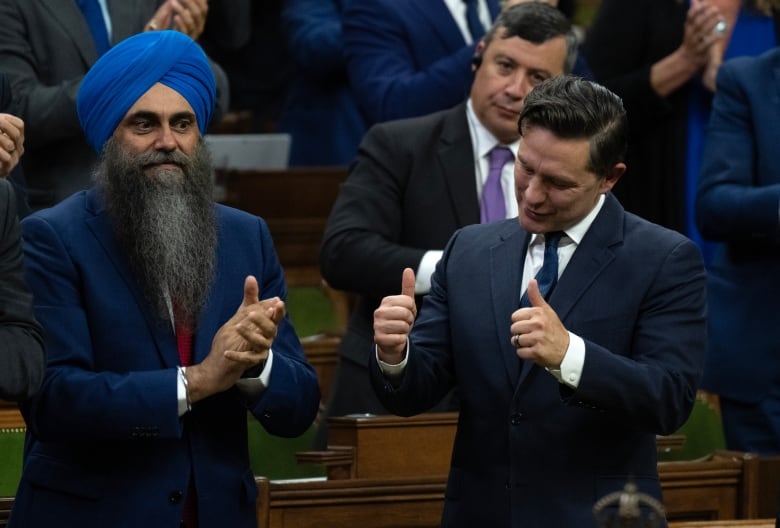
[696,46,780,455]
[9,30,319,527]
[343,0,502,126]
[0,0,230,210]
[319,2,577,445]
[373,75,706,527]
[0,177,44,402]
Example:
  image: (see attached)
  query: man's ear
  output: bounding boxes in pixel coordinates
[600,163,626,193]
[471,40,486,71]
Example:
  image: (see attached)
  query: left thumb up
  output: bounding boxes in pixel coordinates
[525,279,549,307]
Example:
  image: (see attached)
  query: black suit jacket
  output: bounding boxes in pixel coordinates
[319,102,478,419]
[0,178,43,401]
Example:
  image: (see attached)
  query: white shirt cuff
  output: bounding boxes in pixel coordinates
[415,251,443,294]
[546,331,585,388]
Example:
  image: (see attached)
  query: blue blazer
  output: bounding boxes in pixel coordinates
[10,190,320,528]
[370,194,707,527]
[277,0,366,166]
[343,0,501,126]
[695,47,780,403]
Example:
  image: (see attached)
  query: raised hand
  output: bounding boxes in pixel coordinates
[374,268,417,364]
[510,279,569,368]
[0,114,24,178]
[186,276,285,402]
[145,0,208,40]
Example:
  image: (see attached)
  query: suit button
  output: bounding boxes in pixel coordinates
[169,490,184,503]
[510,412,524,425]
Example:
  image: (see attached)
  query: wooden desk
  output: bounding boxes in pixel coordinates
[297,413,456,480]
[669,521,776,528]
[0,403,23,430]
[660,453,744,521]
[258,476,445,528]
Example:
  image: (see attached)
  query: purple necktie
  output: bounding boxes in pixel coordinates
[481,146,513,223]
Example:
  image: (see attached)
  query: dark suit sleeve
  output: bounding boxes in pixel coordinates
[342,1,474,123]
[282,0,344,76]
[0,178,44,401]
[319,122,428,298]
[0,0,84,149]
[570,234,707,435]
[695,55,780,242]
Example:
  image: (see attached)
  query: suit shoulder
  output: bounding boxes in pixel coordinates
[624,211,699,252]
[369,105,463,137]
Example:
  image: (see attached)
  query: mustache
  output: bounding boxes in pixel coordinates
[136,149,192,167]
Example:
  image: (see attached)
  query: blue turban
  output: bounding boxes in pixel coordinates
[77,30,216,153]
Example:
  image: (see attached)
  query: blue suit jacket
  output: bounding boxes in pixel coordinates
[695,47,780,403]
[370,194,706,527]
[10,190,320,528]
[277,0,366,166]
[343,0,500,126]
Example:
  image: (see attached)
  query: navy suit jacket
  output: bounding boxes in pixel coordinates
[370,194,707,527]
[277,0,366,166]
[343,0,500,126]
[10,190,319,528]
[696,47,780,403]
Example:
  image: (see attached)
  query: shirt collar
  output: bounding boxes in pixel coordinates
[466,98,520,160]
[529,193,606,247]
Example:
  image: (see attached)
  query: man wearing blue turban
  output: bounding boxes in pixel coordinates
[9,30,320,528]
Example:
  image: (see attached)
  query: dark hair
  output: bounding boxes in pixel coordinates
[483,2,578,74]
[518,75,628,177]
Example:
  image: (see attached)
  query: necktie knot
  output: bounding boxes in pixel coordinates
[544,231,564,250]
[481,146,514,224]
[520,231,566,307]
[489,145,514,171]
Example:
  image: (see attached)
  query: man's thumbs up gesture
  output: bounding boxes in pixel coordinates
[510,279,570,368]
[374,268,418,364]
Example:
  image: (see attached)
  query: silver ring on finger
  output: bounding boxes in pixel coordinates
[512,334,521,348]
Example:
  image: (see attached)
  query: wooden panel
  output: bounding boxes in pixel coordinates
[325,413,456,480]
[669,521,775,528]
[299,334,340,404]
[263,476,445,528]
[220,167,348,287]
[0,497,12,528]
[0,403,24,430]
[660,453,744,522]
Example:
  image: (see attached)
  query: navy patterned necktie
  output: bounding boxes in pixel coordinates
[463,0,485,41]
[520,231,564,308]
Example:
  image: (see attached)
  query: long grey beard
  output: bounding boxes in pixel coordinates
[95,137,218,329]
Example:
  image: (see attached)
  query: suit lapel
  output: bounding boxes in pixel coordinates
[407,1,466,51]
[514,194,624,388]
[40,0,97,65]
[548,195,623,324]
[438,104,481,226]
[83,191,180,368]
[488,221,529,388]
